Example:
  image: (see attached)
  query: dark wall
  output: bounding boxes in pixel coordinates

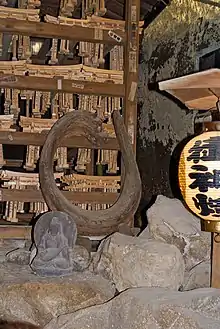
[137,0,220,207]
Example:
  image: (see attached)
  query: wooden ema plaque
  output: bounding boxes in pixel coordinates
[179,131,220,233]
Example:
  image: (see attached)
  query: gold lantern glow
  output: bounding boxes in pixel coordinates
[179,131,220,233]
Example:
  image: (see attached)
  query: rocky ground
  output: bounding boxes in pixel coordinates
[0,195,217,329]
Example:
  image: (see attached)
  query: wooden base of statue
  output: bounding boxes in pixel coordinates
[201,221,220,289]
[211,233,220,288]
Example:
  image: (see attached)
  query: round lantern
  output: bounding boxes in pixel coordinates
[179,131,220,233]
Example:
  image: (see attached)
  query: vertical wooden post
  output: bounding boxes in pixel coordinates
[123,0,140,229]
[211,233,220,288]
[124,0,140,154]
[86,150,95,175]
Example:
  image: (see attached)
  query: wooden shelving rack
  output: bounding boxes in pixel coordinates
[0,0,140,239]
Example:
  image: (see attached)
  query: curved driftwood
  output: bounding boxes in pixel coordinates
[39,110,141,236]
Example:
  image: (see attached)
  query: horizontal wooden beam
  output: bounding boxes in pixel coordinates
[0,225,31,239]
[16,213,34,222]
[0,18,125,45]
[0,74,125,97]
[0,225,93,246]
[4,159,23,167]
[0,131,119,150]
[0,188,119,203]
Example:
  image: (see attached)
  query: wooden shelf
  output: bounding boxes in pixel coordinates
[0,18,125,45]
[0,62,123,83]
[158,69,220,110]
[0,188,119,203]
[0,131,119,150]
[0,1,141,237]
[0,74,125,97]
[3,159,23,167]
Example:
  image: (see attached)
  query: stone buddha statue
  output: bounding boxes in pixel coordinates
[31,211,77,277]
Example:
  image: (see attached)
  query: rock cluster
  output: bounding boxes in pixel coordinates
[0,263,115,326]
[45,287,220,329]
[146,195,211,272]
[0,195,215,328]
[146,195,211,290]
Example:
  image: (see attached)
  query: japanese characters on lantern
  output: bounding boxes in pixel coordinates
[179,132,220,232]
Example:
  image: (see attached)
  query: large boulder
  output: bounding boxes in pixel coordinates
[0,263,115,327]
[91,232,185,292]
[145,195,211,271]
[44,287,220,329]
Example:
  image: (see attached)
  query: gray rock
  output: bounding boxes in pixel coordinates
[25,240,34,251]
[183,260,211,291]
[118,223,141,236]
[139,225,152,239]
[0,239,26,263]
[0,263,115,327]
[44,287,220,329]
[0,239,26,249]
[91,232,185,292]
[71,245,91,272]
[146,195,211,271]
[6,248,31,265]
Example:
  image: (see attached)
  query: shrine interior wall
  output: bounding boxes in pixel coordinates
[137,0,220,211]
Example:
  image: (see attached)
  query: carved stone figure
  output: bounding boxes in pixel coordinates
[30,211,77,276]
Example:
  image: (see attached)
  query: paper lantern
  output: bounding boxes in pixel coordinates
[179,131,220,233]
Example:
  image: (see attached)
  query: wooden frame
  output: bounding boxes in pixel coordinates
[0,0,141,238]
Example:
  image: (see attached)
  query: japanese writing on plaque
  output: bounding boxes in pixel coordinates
[186,135,220,218]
